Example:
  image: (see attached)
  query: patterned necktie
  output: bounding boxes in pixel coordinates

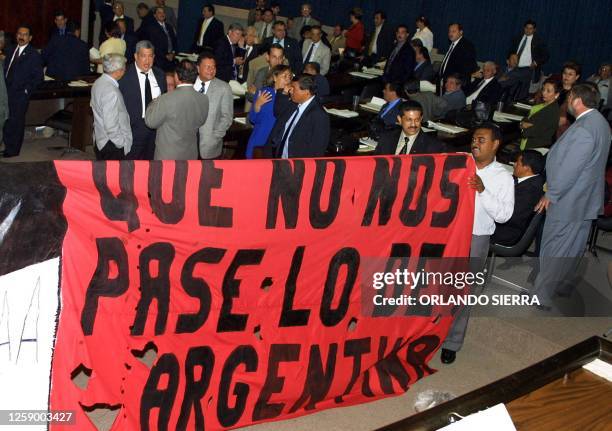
[403,136,410,154]
[200,82,207,94]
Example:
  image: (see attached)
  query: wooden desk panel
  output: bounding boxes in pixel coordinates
[507,369,612,431]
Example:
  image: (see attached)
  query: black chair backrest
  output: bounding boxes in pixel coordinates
[490,210,544,257]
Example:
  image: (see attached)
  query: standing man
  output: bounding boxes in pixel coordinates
[194,4,225,52]
[364,10,395,66]
[214,23,244,82]
[438,23,478,94]
[147,7,177,72]
[289,3,320,40]
[533,83,611,307]
[145,60,209,160]
[509,20,549,100]
[261,20,301,72]
[154,0,177,30]
[248,0,267,26]
[255,8,275,41]
[382,25,415,84]
[301,25,331,75]
[112,2,134,34]
[119,40,167,160]
[91,54,132,160]
[265,74,330,158]
[194,51,234,160]
[246,44,285,102]
[50,10,68,39]
[2,25,43,158]
[441,123,515,364]
[375,101,446,155]
[116,18,138,63]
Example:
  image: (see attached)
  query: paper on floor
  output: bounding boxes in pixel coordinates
[437,403,517,431]
[583,358,612,382]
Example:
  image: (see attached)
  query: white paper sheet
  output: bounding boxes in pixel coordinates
[437,404,517,431]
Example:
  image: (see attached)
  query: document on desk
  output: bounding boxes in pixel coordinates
[360,96,386,112]
[494,111,524,122]
[513,102,533,110]
[362,67,384,76]
[68,80,91,87]
[349,71,378,80]
[176,52,198,62]
[233,117,249,126]
[229,80,247,96]
[325,108,360,118]
[437,404,517,431]
[583,358,612,382]
[427,121,468,134]
[419,80,437,93]
[358,137,377,153]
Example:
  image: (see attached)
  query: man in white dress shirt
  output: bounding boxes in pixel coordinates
[301,25,331,75]
[91,54,132,160]
[509,20,549,100]
[440,123,514,364]
[255,8,275,41]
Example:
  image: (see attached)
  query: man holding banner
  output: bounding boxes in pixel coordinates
[441,123,514,364]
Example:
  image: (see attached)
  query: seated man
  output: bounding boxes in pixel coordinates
[303,61,330,101]
[368,81,403,140]
[492,150,545,246]
[375,100,446,155]
[404,79,448,122]
[465,61,503,106]
[441,73,466,115]
[413,46,435,83]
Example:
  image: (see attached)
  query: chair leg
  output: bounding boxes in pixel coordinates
[485,252,496,284]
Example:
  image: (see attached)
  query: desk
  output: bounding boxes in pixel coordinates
[30,76,97,151]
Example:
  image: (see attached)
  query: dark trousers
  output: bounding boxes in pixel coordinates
[126,125,156,160]
[2,91,29,156]
[95,140,125,160]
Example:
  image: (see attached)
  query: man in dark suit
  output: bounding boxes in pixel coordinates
[492,150,545,246]
[97,0,114,43]
[49,9,68,39]
[368,81,403,140]
[116,18,138,64]
[383,25,415,84]
[375,101,446,155]
[214,23,245,82]
[363,10,395,65]
[464,61,503,106]
[265,74,330,158]
[193,4,225,52]
[119,40,167,160]
[303,61,330,101]
[111,2,134,34]
[42,21,89,81]
[509,19,549,96]
[146,6,177,72]
[2,25,43,157]
[237,31,260,83]
[261,21,302,73]
[438,23,478,94]
[413,46,435,82]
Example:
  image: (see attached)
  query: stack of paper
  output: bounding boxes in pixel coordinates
[229,80,247,96]
[437,404,517,430]
[427,121,468,134]
[44,75,55,81]
[494,111,524,122]
[358,137,377,153]
[349,71,378,80]
[176,52,198,62]
[233,117,249,126]
[359,96,386,112]
[68,80,91,87]
[513,102,533,110]
[325,108,359,118]
[362,67,384,76]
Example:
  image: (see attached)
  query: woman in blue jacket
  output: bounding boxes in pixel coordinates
[246,65,292,158]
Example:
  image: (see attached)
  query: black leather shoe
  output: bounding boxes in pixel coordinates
[2,151,18,158]
[440,348,456,364]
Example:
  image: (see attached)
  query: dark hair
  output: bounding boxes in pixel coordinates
[54,9,66,18]
[447,73,463,87]
[448,22,463,31]
[268,43,284,55]
[350,7,363,20]
[374,10,386,20]
[474,122,502,143]
[563,61,582,77]
[310,25,322,32]
[410,38,423,48]
[267,64,291,86]
[203,4,215,14]
[385,81,402,95]
[416,16,429,27]
[263,8,273,14]
[416,46,431,62]
[519,150,545,175]
[271,2,280,8]
[300,25,312,37]
[304,61,320,74]
[524,19,537,28]
[293,73,317,95]
[334,23,344,31]
[67,20,81,34]
[197,50,216,65]
[137,2,149,10]
[104,21,121,38]
[542,78,561,94]
[17,24,33,35]
[570,82,601,109]
[396,24,409,33]
[175,59,198,84]
[399,100,424,116]
[273,20,286,28]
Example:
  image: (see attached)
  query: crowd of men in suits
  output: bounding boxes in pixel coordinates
[1,1,610,368]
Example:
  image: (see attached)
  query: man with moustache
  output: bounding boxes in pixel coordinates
[440,123,514,364]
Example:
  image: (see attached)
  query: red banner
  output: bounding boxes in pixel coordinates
[51,156,475,430]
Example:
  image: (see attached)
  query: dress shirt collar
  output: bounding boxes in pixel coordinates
[176,84,192,88]
[517,174,538,184]
[451,36,462,47]
[17,44,28,54]
[298,95,315,112]
[576,108,595,121]
[396,131,419,154]
[136,64,152,76]
[114,15,125,20]
[103,73,119,87]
